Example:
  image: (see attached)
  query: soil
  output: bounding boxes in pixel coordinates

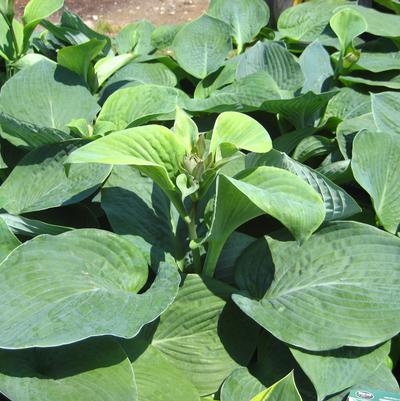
[15,0,209,28]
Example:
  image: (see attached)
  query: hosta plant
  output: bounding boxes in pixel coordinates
[0,0,399,400]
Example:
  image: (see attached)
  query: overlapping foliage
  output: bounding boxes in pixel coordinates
[0,0,399,400]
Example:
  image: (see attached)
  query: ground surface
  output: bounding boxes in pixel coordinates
[15,0,209,28]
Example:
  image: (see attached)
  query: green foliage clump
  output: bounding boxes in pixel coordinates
[0,0,399,400]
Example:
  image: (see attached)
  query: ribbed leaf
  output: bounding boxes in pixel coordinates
[260,91,337,129]
[221,368,264,401]
[101,165,188,264]
[342,5,400,37]
[210,112,272,159]
[0,141,111,215]
[325,364,400,401]
[0,60,99,137]
[95,85,187,135]
[203,166,325,276]
[330,8,367,53]
[293,136,336,163]
[115,20,154,55]
[299,41,333,94]
[151,24,182,50]
[0,213,73,237]
[94,54,136,89]
[0,339,137,401]
[122,275,259,396]
[291,342,390,401]
[0,229,180,348]
[340,72,400,89]
[352,131,400,235]
[236,41,304,91]
[0,111,71,149]
[0,217,20,262]
[57,38,106,83]
[208,0,269,53]
[323,88,371,125]
[22,0,64,49]
[233,222,400,351]
[356,50,400,73]
[278,0,349,42]
[371,92,400,134]
[185,72,281,113]
[127,344,200,401]
[101,61,177,101]
[251,373,302,401]
[68,125,186,216]
[336,113,376,159]
[248,150,361,221]
[172,15,232,79]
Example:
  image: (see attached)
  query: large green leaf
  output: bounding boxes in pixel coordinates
[68,125,186,216]
[185,72,281,113]
[260,91,337,129]
[330,8,367,54]
[57,38,106,83]
[0,217,20,262]
[101,165,188,265]
[194,60,238,99]
[292,136,337,163]
[0,213,73,237]
[208,0,269,53]
[371,92,400,135]
[0,13,15,61]
[215,231,256,284]
[352,131,400,235]
[236,41,304,91]
[0,229,180,348]
[0,338,137,401]
[210,112,272,160]
[40,10,111,54]
[247,150,361,221]
[322,88,371,126]
[336,113,376,159]
[291,342,390,401]
[151,24,182,50]
[375,0,400,13]
[355,50,400,73]
[126,341,200,401]
[101,61,177,101]
[115,20,154,55]
[233,221,400,351]
[299,41,333,94]
[251,373,302,401]
[253,333,316,401]
[0,111,71,149]
[0,141,111,215]
[340,71,400,89]
[273,128,317,155]
[94,54,136,89]
[123,274,258,396]
[0,0,14,21]
[0,60,99,137]
[22,0,64,50]
[278,0,349,42]
[221,368,265,401]
[326,364,400,401]
[342,5,400,37]
[95,85,187,135]
[172,14,232,79]
[203,166,325,276]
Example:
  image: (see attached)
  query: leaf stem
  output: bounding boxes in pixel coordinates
[202,240,223,278]
[187,200,202,274]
